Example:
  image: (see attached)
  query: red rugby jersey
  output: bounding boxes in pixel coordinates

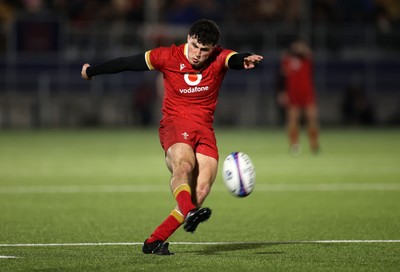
[281,54,315,105]
[145,43,236,127]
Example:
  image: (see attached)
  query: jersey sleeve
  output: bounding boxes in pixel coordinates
[145,47,169,71]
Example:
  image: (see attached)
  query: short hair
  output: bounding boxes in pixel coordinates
[188,19,220,46]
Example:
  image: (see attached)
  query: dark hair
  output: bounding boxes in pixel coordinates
[188,19,220,46]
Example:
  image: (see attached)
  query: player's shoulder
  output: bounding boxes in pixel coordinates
[148,44,183,60]
[153,44,186,58]
[150,44,174,54]
[212,46,234,57]
[165,43,182,52]
[208,46,235,63]
[147,44,186,70]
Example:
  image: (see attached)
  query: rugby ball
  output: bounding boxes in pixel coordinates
[222,151,256,197]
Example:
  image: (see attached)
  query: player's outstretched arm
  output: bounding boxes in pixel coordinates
[81,53,150,80]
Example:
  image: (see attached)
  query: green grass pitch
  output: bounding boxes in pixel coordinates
[0,128,399,271]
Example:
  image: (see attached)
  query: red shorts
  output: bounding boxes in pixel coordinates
[159,116,219,161]
[288,90,315,107]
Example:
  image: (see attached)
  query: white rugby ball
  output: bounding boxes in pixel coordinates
[222,151,256,197]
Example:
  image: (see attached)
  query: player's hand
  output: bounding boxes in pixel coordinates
[243,55,263,69]
[81,63,92,80]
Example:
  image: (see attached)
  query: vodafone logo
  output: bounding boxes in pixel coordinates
[184,73,202,86]
[180,72,209,94]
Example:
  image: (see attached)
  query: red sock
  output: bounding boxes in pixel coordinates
[173,184,196,216]
[146,209,184,243]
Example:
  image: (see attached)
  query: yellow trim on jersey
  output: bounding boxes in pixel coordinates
[225,51,238,69]
[184,43,188,58]
[145,50,154,70]
[170,209,185,223]
[173,183,191,199]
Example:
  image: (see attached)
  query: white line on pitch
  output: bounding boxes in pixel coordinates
[1,183,400,194]
[0,255,18,258]
[0,185,168,194]
[0,240,399,247]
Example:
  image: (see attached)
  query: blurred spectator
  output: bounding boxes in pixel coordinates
[4,0,399,29]
[341,82,375,126]
[370,0,400,35]
[255,0,284,22]
[226,0,282,23]
[0,0,17,29]
[282,0,302,23]
[21,0,44,13]
[110,0,144,22]
[0,0,18,52]
[277,38,320,155]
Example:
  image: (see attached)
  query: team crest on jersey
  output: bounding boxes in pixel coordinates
[184,73,202,86]
[182,132,189,140]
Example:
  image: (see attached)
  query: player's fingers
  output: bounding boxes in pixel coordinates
[245,56,263,63]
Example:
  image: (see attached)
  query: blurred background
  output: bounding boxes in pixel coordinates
[0,0,399,128]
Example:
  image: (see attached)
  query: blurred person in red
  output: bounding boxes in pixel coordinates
[81,19,263,255]
[277,38,320,155]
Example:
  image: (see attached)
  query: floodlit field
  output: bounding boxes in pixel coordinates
[0,128,399,271]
